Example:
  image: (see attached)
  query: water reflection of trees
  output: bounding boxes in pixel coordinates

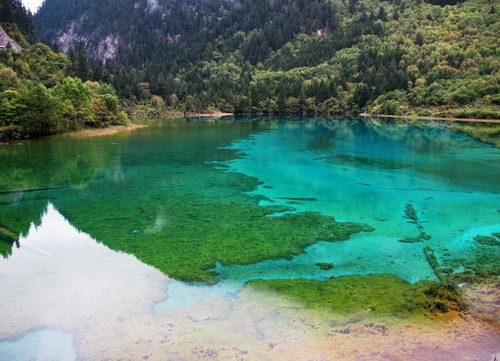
[0,119,273,261]
[0,137,122,256]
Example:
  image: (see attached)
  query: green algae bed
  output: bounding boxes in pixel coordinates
[247,274,466,319]
[0,119,373,283]
[62,196,372,283]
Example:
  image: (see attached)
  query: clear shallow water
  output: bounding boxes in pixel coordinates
[0,117,499,360]
[215,120,500,285]
[0,329,76,361]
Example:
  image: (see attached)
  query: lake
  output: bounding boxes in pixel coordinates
[0,117,499,361]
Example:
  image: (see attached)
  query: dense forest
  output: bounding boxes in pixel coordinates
[0,0,128,139]
[0,0,499,139]
[33,0,500,119]
[0,0,37,45]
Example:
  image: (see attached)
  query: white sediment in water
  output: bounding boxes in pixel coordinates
[154,277,240,312]
[0,329,76,361]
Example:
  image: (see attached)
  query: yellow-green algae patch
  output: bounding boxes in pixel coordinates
[246,274,465,320]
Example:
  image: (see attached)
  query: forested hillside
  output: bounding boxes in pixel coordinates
[0,0,37,45]
[0,0,128,139]
[34,0,500,118]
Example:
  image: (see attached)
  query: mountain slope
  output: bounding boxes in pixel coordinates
[0,0,37,46]
[0,0,129,139]
[34,0,500,118]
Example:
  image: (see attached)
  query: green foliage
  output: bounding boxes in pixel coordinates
[1,0,497,119]
[370,90,409,115]
[0,66,19,91]
[0,45,127,138]
[31,0,498,117]
[0,0,37,45]
[0,0,127,139]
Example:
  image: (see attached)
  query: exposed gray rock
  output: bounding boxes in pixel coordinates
[0,25,22,52]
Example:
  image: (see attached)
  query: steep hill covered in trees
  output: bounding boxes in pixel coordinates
[0,0,37,46]
[30,0,500,118]
[0,0,128,139]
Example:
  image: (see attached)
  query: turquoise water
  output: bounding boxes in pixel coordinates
[0,117,499,359]
[154,118,500,308]
[215,119,500,284]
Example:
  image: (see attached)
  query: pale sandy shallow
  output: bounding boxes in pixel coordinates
[185,112,235,118]
[0,205,498,361]
[61,124,147,138]
[360,113,500,124]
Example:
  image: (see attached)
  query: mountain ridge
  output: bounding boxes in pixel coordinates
[31,0,500,118]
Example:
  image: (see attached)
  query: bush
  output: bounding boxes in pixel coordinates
[370,90,408,115]
[114,111,130,125]
[451,86,476,105]
[456,109,500,119]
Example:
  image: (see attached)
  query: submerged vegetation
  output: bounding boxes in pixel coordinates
[0,117,498,330]
[474,234,500,247]
[423,246,447,283]
[400,202,431,243]
[0,120,373,283]
[306,136,336,152]
[247,274,466,319]
[67,199,371,283]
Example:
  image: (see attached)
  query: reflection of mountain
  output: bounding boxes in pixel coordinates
[306,118,482,152]
[0,135,123,256]
[0,203,169,350]
[450,122,500,148]
[296,119,500,192]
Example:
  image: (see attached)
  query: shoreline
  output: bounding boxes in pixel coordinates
[184,112,234,118]
[360,113,500,124]
[61,124,147,138]
[129,111,234,119]
[3,112,498,143]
